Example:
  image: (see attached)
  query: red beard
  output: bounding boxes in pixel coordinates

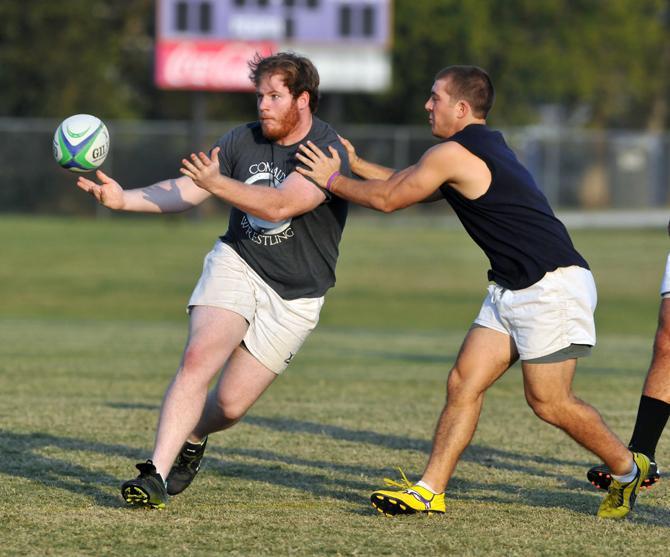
[260,100,300,142]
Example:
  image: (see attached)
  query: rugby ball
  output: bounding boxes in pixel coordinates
[53,114,110,172]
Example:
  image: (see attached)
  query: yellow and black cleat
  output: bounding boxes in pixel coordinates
[597,452,651,519]
[370,468,445,516]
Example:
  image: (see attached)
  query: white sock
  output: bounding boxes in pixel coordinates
[415,480,439,494]
[611,463,638,484]
[187,436,206,446]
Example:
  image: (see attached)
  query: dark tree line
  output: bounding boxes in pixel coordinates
[1,0,668,128]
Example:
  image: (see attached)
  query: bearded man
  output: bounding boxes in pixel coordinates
[76,52,350,509]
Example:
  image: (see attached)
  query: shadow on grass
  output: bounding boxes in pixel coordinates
[203,453,373,503]
[0,430,143,508]
[101,405,600,473]
[107,402,160,411]
[238,416,670,522]
[244,415,594,469]
[447,475,670,524]
[7,414,667,525]
[101,405,600,485]
[202,444,670,523]
[634,503,670,527]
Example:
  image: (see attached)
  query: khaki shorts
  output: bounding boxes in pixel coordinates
[188,241,324,374]
[473,266,597,361]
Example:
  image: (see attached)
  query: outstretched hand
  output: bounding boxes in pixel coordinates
[295,141,342,189]
[76,170,125,210]
[180,147,222,192]
[337,134,359,170]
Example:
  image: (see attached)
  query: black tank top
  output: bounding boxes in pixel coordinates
[440,124,588,290]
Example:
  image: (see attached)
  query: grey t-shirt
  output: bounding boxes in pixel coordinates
[217,117,349,299]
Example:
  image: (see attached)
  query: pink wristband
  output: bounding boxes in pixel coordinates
[326,171,340,191]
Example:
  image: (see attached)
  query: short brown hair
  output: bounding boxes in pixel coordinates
[435,65,495,118]
[248,52,320,113]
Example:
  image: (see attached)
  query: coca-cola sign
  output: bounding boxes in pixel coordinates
[155,40,277,91]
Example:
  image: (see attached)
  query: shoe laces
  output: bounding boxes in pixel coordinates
[136,460,158,476]
[175,451,193,465]
[382,467,413,490]
[174,439,206,469]
[173,452,197,472]
[606,482,625,507]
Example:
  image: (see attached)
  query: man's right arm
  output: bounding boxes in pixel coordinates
[339,136,442,203]
[297,140,483,213]
[76,171,211,213]
[350,157,396,180]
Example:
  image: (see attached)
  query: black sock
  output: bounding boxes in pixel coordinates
[628,395,670,460]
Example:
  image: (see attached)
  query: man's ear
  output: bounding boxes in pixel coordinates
[297,91,310,110]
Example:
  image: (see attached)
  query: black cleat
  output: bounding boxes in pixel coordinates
[166,437,208,496]
[121,460,168,509]
[587,459,660,490]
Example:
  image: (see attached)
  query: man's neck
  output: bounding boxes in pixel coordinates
[444,118,486,139]
[458,118,486,131]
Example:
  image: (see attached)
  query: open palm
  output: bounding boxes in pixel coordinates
[76,170,125,210]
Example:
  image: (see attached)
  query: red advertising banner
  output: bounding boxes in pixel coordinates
[155,40,277,91]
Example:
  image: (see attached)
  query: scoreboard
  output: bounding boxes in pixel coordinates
[155,0,392,92]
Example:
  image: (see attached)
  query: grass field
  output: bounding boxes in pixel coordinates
[1,214,669,556]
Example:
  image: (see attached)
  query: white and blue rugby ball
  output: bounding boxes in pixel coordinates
[53,114,110,172]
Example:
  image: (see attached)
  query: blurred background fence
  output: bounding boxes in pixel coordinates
[2,117,670,216]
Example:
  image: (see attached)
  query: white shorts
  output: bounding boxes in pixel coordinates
[188,241,324,374]
[661,253,670,298]
[473,266,597,361]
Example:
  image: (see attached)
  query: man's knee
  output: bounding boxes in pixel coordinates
[179,340,226,381]
[446,366,464,398]
[526,398,553,423]
[212,389,250,422]
[653,323,670,358]
[525,392,570,426]
[654,299,670,351]
[175,364,207,389]
[446,366,484,403]
[181,342,209,371]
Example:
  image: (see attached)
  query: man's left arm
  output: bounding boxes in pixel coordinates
[180,147,326,220]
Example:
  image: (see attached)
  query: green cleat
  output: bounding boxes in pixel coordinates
[121,460,168,509]
[370,469,445,516]
[597,452,650,519]
[166,437,208,496]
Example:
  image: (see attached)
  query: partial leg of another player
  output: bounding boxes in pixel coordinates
[588,298,670,491]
